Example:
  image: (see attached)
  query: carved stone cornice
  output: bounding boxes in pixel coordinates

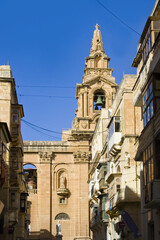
[73,151,91,163]
[84,68,113,77]
[39,152,53,163]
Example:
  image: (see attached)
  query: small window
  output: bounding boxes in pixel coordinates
[12,114,19,124]
[115,117,121,132]
[116,185,120,193]
[59,198,66,204]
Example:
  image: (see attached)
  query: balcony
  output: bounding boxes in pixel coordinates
[144,180,160,209]
[108,116,121,156]
[113,188,140,208]
[98,163,107,190]
[101,210,109,223]
[106,187,140,218]
[105,172,122,184]
[105,199,119,218]
[108,132,121,155]
[11,104,24,144]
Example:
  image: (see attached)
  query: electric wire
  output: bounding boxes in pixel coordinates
[19,94,75,99]
[23,120,61,140]
[17,85,75,89]
[22,119,63,135]
[22,119,110,138]
[96,0,141,36]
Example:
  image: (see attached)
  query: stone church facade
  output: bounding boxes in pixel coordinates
[23,25,117,240]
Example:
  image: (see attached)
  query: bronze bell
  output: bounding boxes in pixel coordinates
[96,96,103,106]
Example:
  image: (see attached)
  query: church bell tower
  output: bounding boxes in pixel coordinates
[72,24,117,136]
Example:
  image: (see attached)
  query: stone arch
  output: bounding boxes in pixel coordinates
[23,163,37,169]
[55,213,70,220]
[88,83,108,115]
[95,55,101,68]
[23,163,37,190]
[93,89,106,110]
[92,113,100,124]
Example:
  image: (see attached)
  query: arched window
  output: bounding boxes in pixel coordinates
[95,56,101,68]
[93,90,105,110]
[23,164,37,192]
[55,213,70,220]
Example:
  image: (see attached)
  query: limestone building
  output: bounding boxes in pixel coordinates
[0,65,29,240]
[23,25,117,240]
[105,75,142,240]
[132,0,160,239]
[89,75,142,240]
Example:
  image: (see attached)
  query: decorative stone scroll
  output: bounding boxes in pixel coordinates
[73,151,91,163]
[39,152,53,163]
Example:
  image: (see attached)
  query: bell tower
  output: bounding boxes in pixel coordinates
[72,24,117,134]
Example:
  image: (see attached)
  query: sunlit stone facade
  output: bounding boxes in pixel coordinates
[24,25,117,240]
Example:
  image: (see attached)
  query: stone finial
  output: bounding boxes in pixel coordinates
[90,24,105,54]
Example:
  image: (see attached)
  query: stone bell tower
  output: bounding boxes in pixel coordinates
[72,24,117,134]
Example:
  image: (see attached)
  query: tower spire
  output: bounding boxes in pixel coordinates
[90,24,105,54]
[83,24,113,83]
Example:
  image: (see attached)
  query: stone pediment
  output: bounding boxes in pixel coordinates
[84,75,117,87]
[76,76,118,97]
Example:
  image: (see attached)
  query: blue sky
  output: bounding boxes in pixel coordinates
[0,0,155,141]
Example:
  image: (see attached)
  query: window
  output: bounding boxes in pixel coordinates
[115,117,121,132]
[108,116,121,141]
[55,213,70,220]
[59,198,66,204]
[143,82,153,127]
[142,26,152,63]
[142,18,160,64]
[143,143,154,203]
[116,185,120,193]
[12,114,19,124]
[143,74,160,127]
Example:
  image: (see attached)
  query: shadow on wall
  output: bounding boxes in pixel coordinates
[29,229,56,240]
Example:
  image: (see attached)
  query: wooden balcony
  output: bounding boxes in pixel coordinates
[144,180,160,209]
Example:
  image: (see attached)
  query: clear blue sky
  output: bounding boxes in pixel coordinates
[0,0,155,141]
